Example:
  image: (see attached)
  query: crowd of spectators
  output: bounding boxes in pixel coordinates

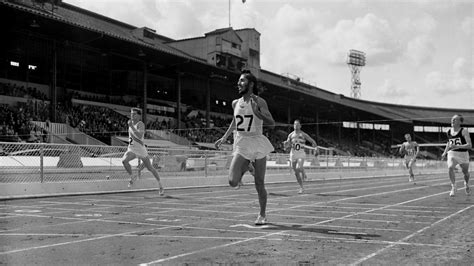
[180,112,227,143]
[147,117,173,131]
[0,103,48,143]
[55,103,129,144]
[0,81,50,143]
[0,82,48,101]
[69,91,136,107]
[0,80,396,157]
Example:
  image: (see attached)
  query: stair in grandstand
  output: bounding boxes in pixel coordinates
[146,129,192,146]
[32,121,107,146]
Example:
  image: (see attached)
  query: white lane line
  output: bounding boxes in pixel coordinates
[0,221,193,256]
[0,175,454,259]
[234,179,452,219]
[267,235,463,249]
[340,202,456,210]
[1,177,450,232]
[1,231,461,250]
[139,181,454,265]
[198,176,446,200]
[142,212,413,233]
[8,177,443,239]
[0,233,110,237]
[282,208,446,219]
[139,233,279,265]
[131,233,461,249]
[351,204,474,265]
[309,190,453,228]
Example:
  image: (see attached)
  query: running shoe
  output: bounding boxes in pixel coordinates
[158,187,165,196]
[465,181,471,195]
[127,175,136,188]
[255,215,267,225]
[298,188,304,194]
[449,186,457,197]
[235,181,244,190]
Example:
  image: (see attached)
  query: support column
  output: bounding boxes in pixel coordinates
[315,110,319,141]
[176,72,182,130]
[338,114,342,144]
[287,105,291,125]
[50,41,57,122]
[142,62,148,125]
[206,79,211,128]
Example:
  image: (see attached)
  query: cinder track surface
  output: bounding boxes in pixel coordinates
[1,173,472,265]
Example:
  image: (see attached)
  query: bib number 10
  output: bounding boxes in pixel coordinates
[236,115,254,131]
[292,143,301,151]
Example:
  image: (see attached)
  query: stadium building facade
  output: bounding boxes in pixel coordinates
[1,0,473,158]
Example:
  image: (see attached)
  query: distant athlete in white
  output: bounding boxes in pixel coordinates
[122,108,164,196]
[283,120,317,194]
[399,133,419,183]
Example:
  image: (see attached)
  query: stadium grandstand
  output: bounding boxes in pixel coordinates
[0,0,473,198]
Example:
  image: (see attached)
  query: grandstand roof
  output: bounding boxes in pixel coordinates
[4,0,472,126]
[1,0,204,63]
[260,70,474,125]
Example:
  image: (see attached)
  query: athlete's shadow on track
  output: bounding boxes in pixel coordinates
[262,223,381,239]
[269,192,291,197]
[144,195,180,199]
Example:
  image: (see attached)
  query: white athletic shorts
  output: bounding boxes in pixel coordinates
[124,144,148,159]
[447,151,469,168]
[404,155,416,165]
[290,150,306,162]
[233,133,274,161]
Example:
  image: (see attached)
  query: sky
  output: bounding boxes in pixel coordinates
[64,0,473,109]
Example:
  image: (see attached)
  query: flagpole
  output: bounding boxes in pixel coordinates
[228,0,231,27]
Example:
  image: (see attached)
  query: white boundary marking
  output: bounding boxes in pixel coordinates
[13,210,42,213]
[352,204,474,265]
[0,231,462,250]
[1,174,467,263]
[139,180,461,265]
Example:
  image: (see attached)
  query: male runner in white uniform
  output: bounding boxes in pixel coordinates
[399,133,419,183]
[283,120,317,194]
[122,108,164,196]
[215,70,275,225]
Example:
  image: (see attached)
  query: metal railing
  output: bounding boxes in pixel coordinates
[0,142,451,185]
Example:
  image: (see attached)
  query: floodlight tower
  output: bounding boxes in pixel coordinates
[346,50,366,99]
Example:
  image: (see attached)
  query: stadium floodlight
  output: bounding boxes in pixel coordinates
[346,49,366,99]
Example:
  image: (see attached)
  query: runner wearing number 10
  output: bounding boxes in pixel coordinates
[283,120,317,194]
[215,69,275,225]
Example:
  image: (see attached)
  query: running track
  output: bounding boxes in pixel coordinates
[1,173,472,265]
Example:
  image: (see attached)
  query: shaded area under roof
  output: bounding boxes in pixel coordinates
[4,0,473,126]
[259,70,474,125]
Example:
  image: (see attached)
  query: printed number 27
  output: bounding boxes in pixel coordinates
[236,115,254,131]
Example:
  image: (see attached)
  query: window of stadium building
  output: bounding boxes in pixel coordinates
[374,124,389,130]
[343,122,389,130]
[343,122,357,128]
[414,126,455,132]
[359,123,373,130]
